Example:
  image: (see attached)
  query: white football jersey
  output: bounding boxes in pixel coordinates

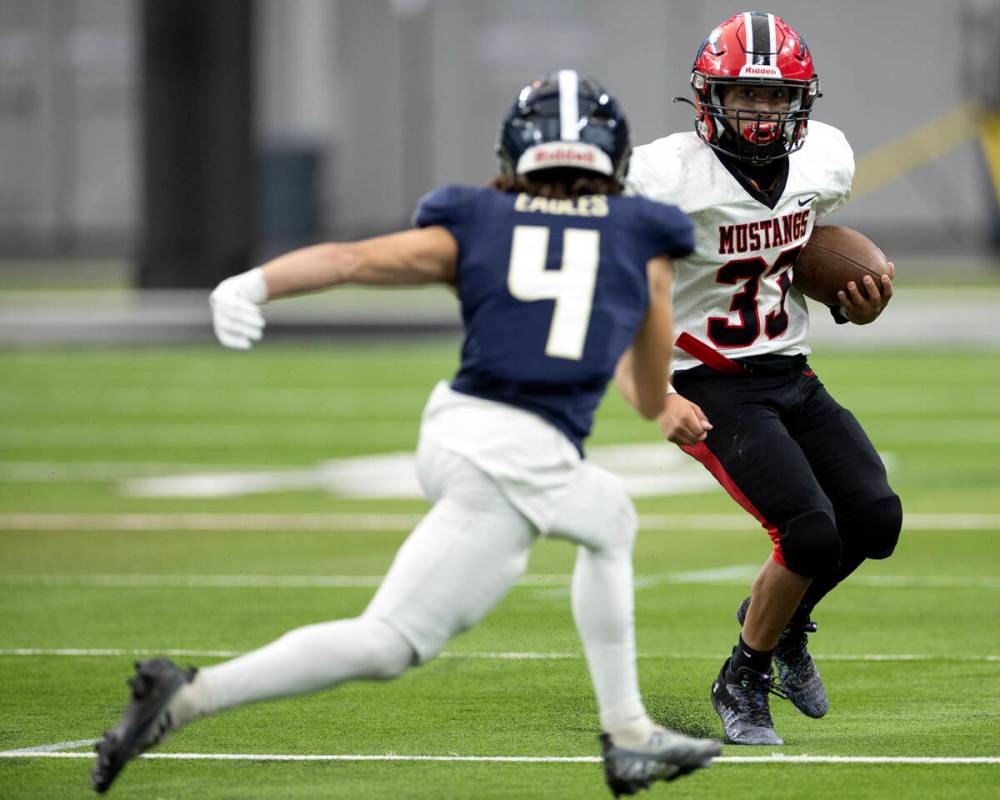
[627,121,854,373]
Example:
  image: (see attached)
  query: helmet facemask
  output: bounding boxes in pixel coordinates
[695,75,818,163]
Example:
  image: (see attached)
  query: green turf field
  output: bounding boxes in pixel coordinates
[1,344,998,799]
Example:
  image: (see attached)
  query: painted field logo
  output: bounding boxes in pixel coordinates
[121,443,720,499]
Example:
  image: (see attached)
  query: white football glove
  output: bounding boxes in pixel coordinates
[209,267,268,350]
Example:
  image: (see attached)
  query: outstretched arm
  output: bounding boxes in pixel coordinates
[262,227,458,298]
[210,227,458,350]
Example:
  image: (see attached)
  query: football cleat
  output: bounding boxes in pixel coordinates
[710,658,784,745]
[600,727,721,796]
[92,658,196,794]
[737,596,828,718]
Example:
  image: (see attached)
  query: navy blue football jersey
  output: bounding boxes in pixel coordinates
[415,184,692,453]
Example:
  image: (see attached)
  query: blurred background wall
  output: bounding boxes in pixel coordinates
[2,0,1000,283]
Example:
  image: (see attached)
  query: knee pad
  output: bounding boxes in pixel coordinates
[778,509,842,577]
[600,487,637,553]
[860,494,903,559]
[546,465,637,553]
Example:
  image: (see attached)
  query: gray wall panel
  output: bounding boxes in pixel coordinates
[1,0,996,256]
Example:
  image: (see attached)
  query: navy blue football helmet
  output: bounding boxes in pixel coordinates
[497,70,631,186]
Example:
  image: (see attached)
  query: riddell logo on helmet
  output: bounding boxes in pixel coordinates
[536,149,595,164]
[738,64,782,79]
[518,142,614,176]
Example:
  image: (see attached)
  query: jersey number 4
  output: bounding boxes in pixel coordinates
[507,225,599,361]
[708,245,802,348]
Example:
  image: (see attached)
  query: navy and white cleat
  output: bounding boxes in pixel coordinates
[600,727,721,796]
[92,658,195,794]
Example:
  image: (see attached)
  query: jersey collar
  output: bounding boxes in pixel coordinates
[713,148,790,211]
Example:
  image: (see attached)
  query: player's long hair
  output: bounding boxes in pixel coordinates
[489,168,622,199]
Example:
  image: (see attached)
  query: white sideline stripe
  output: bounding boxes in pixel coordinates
[0,750,997,765]
[640,513,1000,531]
[5,569,1000,590]
[0,647,244,658]
[0,513,423,531]
[1,648,997,663]
[0,463,265,481]
[0,567,756,590]
[1,739,99,754]
[2,512,999,531]
[0,574,388,589]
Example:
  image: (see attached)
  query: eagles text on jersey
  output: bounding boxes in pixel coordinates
[415,184,693,453]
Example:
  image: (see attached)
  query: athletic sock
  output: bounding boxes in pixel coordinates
[728,634,774,678]
[571,544,653,739]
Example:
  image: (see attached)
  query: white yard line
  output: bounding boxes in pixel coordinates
[639,513,1000,531]
[0,513,423,531]
[0,574,390,588]
[3,569,999,590]
[1,512,999,531]
[0,463,266,481]
[0,568,758,590]
[1,648,996,663]
[0,749,997,764]
[0,739,99,754]
[0,647,245,658]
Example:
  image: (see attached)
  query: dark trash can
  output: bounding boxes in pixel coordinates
[259,146,323,251]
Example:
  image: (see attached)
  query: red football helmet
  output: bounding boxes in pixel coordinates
[686,11,820,163]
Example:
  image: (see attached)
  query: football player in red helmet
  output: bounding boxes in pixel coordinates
[621,12,900,746]
[688,11,820,164]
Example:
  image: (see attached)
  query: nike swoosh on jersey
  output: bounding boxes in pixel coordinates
[798,193,821,207]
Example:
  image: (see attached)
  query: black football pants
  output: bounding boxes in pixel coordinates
[672,355,901,608]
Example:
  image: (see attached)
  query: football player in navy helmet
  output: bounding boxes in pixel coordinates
[496,71,632,188]
[93,70,720,797]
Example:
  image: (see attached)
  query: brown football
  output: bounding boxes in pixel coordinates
[793,225,890,306]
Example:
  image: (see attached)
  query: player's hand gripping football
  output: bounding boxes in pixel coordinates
[210,267,268,350]
[657,394,713,446]
[837,261,894,325]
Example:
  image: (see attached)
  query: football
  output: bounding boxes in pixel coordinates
[793,225,890,306]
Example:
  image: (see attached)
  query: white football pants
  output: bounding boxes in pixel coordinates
[175,399,648,736]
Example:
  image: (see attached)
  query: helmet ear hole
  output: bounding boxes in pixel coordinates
[697,117,713,141]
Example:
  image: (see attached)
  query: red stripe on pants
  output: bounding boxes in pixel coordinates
[680,441,785,566]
